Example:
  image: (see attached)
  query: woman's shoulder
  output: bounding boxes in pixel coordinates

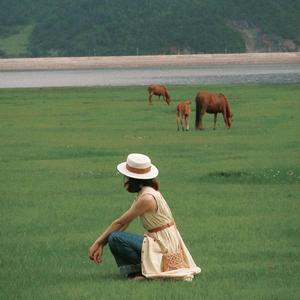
[139,186,161,198]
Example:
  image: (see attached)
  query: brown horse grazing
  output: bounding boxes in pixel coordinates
[147,84,171,105]
[195,91,233,130]
[176,99,191,131]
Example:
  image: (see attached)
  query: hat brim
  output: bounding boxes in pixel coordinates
[117,162,159,179]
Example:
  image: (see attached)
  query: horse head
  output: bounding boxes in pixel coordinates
[221,93,233,128]
[229,113,234,127]
[165,94,171,105]
[182,99,191,115]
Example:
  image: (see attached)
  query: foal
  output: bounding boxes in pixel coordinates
[176,99,191,131]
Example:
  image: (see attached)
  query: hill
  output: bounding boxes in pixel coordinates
[0,0,299,58]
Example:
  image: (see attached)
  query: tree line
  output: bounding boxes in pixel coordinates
[0,0,299,57]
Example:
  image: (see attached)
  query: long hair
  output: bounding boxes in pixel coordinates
[124,177,159,193]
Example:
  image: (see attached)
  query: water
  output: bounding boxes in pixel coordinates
[0,63,299,88]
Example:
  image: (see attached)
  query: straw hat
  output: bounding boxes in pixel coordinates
[117,153,159,179]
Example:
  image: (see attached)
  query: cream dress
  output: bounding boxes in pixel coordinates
[136,187,201,281]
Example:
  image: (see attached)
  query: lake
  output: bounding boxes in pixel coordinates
[0,63,299,88]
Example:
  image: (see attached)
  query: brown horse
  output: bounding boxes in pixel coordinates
[147,84,171,105]
[176,99,191,131]
[195,91,233,130]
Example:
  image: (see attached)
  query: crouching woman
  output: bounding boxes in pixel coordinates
[88,153,201,281]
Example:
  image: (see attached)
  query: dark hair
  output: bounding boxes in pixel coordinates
[125,177,159,193]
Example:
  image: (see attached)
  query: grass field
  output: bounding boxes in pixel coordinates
[0,84,299,299]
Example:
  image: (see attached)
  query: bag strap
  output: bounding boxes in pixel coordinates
[146,220,181,254]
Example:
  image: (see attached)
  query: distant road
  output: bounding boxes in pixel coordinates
[0,52,300,71]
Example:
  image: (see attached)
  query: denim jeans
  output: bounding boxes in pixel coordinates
[108,231,143,277]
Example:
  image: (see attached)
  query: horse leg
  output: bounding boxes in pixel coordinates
[180,115,184,131]
[213,113,217,130]
[199,109,206,130]
[148,93,153,105]
[176,114,180,131]
[185,115,190,131]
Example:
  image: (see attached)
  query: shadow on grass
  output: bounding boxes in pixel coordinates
[201,168,300,184]
[209,171,247,178]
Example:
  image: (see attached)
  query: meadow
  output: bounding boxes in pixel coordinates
[0,84,299,299]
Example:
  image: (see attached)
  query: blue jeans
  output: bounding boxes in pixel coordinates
[108,231,143,277]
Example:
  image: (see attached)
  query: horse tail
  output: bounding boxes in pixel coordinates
[195,95,200,128]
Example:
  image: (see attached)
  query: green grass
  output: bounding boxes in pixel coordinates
[0,84,299,299]
[0,25,33,57]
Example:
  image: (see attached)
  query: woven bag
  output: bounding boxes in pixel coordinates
[146,222,188,272]
[162,248,187,271]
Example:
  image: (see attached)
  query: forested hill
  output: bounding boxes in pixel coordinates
[0,0,299,58]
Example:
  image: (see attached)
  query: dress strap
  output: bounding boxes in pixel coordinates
[140,191,159,212]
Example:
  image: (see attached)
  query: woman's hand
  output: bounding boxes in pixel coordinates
[88,243,104,264]
[88,194,156,265]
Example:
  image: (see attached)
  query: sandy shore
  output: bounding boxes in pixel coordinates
[0,52,299,71]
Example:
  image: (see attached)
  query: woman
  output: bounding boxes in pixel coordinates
[88,153,201,280]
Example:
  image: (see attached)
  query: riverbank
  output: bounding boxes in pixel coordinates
[0,52,300,71]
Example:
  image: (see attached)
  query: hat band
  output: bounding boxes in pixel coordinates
[126,164,151,174]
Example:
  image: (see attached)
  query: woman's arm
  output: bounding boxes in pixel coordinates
[88,194,156,264]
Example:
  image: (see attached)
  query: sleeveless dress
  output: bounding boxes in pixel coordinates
[136,186,201,281]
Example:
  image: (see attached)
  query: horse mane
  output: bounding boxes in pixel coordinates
[224,96,233,127]
[226,101,232,117]
[160,85,169,99]
[165,90,170,99]
[219,93,231,117]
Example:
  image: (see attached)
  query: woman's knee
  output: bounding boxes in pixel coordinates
[108,231,122,248]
